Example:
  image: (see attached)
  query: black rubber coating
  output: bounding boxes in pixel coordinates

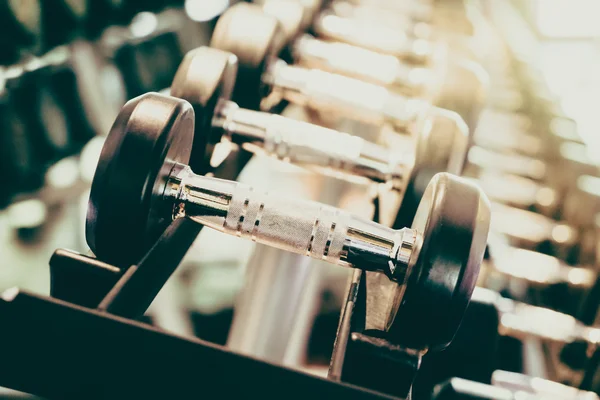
[393,108,468,229]
[388,173,490,351]
[171,46,237,174]
[86,92,194,267]
[211,3,285,110]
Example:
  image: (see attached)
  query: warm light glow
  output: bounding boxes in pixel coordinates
[551,224,574,244]
[6,199,47,229]
[533,0,600,38]
[46,157,79,189]
[185,0,230,22]
[130,12,158,38]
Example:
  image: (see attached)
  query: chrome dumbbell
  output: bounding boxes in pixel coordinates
[210,3,468,146]
[86,93,490,353]
[483,238,596,292]
[490,202,578,262]
[313,2,472,66]
[169,46,468,226]
[472,287,599,346]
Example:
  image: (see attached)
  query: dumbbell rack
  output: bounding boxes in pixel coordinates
[0,199,417,399]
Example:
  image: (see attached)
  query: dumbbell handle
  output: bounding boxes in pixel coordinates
[265,60,430,130]
[214,100,411,190]
[293,34,431,96]
[475,288,600,345]
[167,165,418,282]
[313,11,433,64]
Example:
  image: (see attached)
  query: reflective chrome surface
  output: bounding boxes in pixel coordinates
[167,165,419,282]
[214,100,411,191]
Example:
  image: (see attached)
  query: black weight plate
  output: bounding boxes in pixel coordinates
[114,31,183,98]
[211,3,285,110]
[86,92,194,267]
[171,46,237,174]
[394,107,468,228]
[387,173,490,351]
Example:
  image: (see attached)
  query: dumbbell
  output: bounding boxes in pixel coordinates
[471,287,600,346]
[0,0,42,64]
[170,46,468,227]
[211,3,467,131]
[490,202,578,262]
[484,241,596,293]
[211,5,469,225]
[312,3,470,66]
[289,28,487,131]
[433,374,599,400]
[302,1,488,121]
[85,92,490,354]
[469,172,558,219]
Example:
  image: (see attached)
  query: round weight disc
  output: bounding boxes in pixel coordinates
[387,173,490,351]
[435,57,488,133]
[211,3,285,110]
[261,0,305,44]
[86,93,194,267]
[394,107,468,228]
[171,46,237,173]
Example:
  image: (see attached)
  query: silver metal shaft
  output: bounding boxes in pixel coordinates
[167,165,418,283]
[214,100,411,191]
[293,34,432,97]
[263,59,431,132]
[313,10,434,64]
[473,288,600,345]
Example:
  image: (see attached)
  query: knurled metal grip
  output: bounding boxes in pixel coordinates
[225,183,349,264]
[168,165,416,280]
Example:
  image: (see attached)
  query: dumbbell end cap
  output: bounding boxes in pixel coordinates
[86,93,194,267]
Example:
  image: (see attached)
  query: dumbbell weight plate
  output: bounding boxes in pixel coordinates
[386,173,490,351]
[392,107,468,229]
[86,93,194,266]
[211,2,286,110]
[171,46,237,173]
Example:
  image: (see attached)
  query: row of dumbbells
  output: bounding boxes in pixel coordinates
[429,6,600,398]
[0,3,213,210]
[0,0,193,64]
[36,1,600,399]
[83,2,491,399]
